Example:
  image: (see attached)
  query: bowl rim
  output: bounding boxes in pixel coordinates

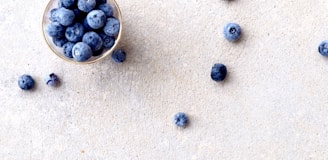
[42,0,123,65]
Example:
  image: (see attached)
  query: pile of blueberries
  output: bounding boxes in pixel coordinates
[46,0,120,62]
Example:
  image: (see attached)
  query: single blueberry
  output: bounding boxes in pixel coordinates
[62,42,75,58]
[77,0,96,12]
[55,8,75,26]
[58,0,76,8]
[49,8,59,22]
[111,49,126,63]
[65,23,85,42]
[52,37,68,47]
[173,112,188,127]
[97,3,113,17]
[46,22,65,38]
[72,42,93,62]
[82,31,103,51]
[45,73,60,87]
[18,74,35,90]
[211,63,227,82]
[93,48,103,56]
[103,17,120,37]
[99,32,115,49]
[223,23,241,42]
[86,10,106,29]
[318,41,328,57]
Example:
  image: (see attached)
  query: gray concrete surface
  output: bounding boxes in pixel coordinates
[1,0,328,159]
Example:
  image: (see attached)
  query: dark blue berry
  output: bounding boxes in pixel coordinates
[211,63,227,82]
[111,49,126,63]
[63,42,75,58]
[223,23,241,42]
[103,17,120,37]
[82,31,103,51]
[49,8,59,22]
[18,74,35,90]
[77,0,96,12]
[46,22,65,38]
[65,23,85,42]
[54,8,75,26]
[97,3,113,17]
[86,10,106,29]
[99,32,115,49]
[318,40,328,57]
[174,112,188,127]
[52,37,68,47]
[45,73,60,87]
[72,42,93,62]
[58,0,76,8]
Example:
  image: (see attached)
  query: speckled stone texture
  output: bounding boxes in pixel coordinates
[1,0,328,159]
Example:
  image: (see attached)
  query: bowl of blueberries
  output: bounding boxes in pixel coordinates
[42,0,122,64]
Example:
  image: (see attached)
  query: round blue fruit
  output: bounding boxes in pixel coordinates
[223,23,241,42]
[86,10,106,29]
[18,74,35,90]
[103,17,120,37]
[52,37,68,47]
[65,23,85,42]
[211,63,227,82]
[72,42,93,62]
[82,31,103,51]
[174,112,188,127]
[77,0,96,12]
[99,32,115,49]
[63,42,75,58]
[46,22,65,38]
[97,3,113,17]
[318,40,328,57]
[53,8,75,26]
[111,49,126,63]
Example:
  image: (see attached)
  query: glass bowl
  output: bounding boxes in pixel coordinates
[42,0,123,64]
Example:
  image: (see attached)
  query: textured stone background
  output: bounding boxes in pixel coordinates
[1,0,328,159]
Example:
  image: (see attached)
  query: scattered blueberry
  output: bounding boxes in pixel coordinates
[97,3,113,17]
[18,74,35,90]
[58,0,76,8]
[46,22,65,38]
[52,37,68,47]
[63,42,75,58]
[174,112,188,127]
[318,40,328,57]
[211,63,227,82]
[111,49,126,63]
[103,17,120,37]
[99,32,115,49]
[77,0,96,12]
[72,42,93,62]
[45,73,60,87]
[53,8,75,26]
[82,31,103,51]
[65,23,85,42]
[86,10,106,29]
[223,23,241,42]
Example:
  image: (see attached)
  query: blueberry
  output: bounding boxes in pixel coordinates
[18,74,35,90]
[99,32,115,49]
[83,18,93,31]
[97,3,113,17]
[82,31,103,51]
[63,42,75,58]
[86,10,106,29]
[93,48,103,56]
[223,23,241,42]
[53,8,75,26]
[65,23,85,42]
[173,112,188,127]
[46,22,65,38]
[49,8,59,22]
[58,0,76,8]
[45,73,60,87]
[77,0,96,12]
[103,17,120,37]
[111,49,126,63]
[211,63,227,82]
[318,41,328,57]
[52,37,68,47]
[72,42,92,62]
